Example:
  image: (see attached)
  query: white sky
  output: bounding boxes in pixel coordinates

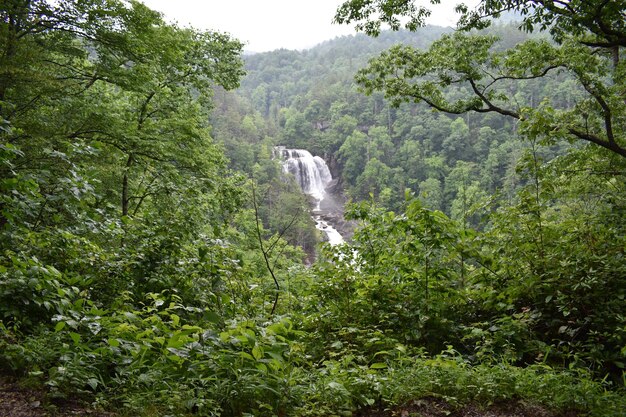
[139,0,476,52]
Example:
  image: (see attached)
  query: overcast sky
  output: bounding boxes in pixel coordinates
[139,0,475,53]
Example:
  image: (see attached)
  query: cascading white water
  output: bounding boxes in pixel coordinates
[278,148,332,205]
[275,146,344,245]
[313,217,344,246]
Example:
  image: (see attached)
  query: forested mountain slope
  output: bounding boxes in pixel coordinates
[214,25,574,222]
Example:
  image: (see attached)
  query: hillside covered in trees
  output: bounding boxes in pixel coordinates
[1,1,625,416]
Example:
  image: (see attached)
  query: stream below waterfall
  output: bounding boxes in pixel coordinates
[275,146,345,245]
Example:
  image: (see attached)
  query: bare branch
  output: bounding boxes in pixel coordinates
[251,181,280,316]
[469,79,521,118]
[266,207,301,256]
[483,65,562,91]
[567,128,626,157]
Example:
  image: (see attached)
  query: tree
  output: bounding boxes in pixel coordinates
[394,139,425,185]
[457,1,626,49]
[334,0,437,36]
[442,117,472,163]
[312,198,466,351]
[353,157,393,200]
[418,177,443,210]
[1,0,245,219]
[336,1,626,48]
[338,130,370,186]
[281,108,312,148]
[335,0,626,158]
[0,0,246,311]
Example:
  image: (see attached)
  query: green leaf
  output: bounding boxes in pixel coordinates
[87,378,98,390]
[69,332,81,344]
[54,322,66,332]
[330,340,344,349]
[252,345,263,360]
[167,333,186,349]
[203,310,220,323]
[370,362,387,369]
[328,381,347,391]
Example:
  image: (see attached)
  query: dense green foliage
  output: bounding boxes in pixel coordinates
[0,0,307,414]
[229,26,571,218]
[0,1,625,416]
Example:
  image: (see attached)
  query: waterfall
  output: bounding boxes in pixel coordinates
[275,146,344,245]
[278,148,332,204]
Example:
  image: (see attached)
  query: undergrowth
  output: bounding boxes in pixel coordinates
[2,318,624,417]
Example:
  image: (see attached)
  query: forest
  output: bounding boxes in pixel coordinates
[0,0,625,416]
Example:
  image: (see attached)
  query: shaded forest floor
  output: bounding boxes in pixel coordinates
[1,374,583,417]
[0,376,111,417]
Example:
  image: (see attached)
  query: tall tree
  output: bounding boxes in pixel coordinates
[1,0,244,224]
[0,0,246,311]
[335,0,626,158]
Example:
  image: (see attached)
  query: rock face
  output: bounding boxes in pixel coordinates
[275,146,350,244]
[318,190,355,241]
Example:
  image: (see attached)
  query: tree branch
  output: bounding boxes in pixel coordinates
[483,65,562,91]
[251,182,280,316]
[576,76,616,144]
[266,207,301,256]
[469,79,521,119]
[567,128,626,157]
